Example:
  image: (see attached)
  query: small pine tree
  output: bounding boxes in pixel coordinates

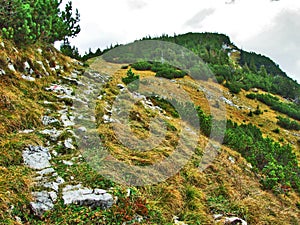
[60,39,81,60]
[122,68,140,91]
[0,0,80,44]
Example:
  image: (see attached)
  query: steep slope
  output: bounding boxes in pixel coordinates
[0,38,116,224]
[1,32,300,225]
[86,57,300,224]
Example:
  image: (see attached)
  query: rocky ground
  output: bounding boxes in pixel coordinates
[21,68,114,218]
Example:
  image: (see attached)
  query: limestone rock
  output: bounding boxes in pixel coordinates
[45,84,73,97]
[228,156,235,164]
[117,84,125,89]
[42,116,60,126]
[42,176,65,192]
[62,184,114,209]
[173,216,188,225]
[40,128,62,141]
[8,63,16,72]
[61,114,75,127]
[225,217,247,225]
[30,191,55,217]
[23,146,51,170]
[24,61,31,72]
[213,214,223,220]
[0,68,6,76]
[36,167,55,176]
[19,129,35,134]
[22,74,36,81]
[64,138,75,150]
[62,160,74,166]
[220,96,240,109]
[78,126,87,132]
[103,114,115,123]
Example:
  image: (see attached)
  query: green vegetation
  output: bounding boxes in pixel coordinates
[152,94,300,194]
[145,32,232,66]
[247,105,263,117]
[1,24,300,223]
[272,128,280,134]
[225,82,242,94]
[122,68,140,91]
[0,0,80,44]
[253,105,263,115]
[188,100,300,193]
[239,50,286,77]
[277,116,300,131]
[97,32,300,99]
[246,93,300,121]
[149,97,215,137]
[132,61,187,79]
[60,39,81,60]
[224,121,300,193]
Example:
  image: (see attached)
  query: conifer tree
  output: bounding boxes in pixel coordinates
[0,0,80,44]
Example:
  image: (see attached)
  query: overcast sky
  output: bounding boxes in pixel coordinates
[65,0,300,83]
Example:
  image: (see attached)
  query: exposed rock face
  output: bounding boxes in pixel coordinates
[64,138,75,149]
[62,184,114,209]
[61,114,75,127]
[117,83,125,89]
[220,96,240,109]
[0,68,6,76]
[173,216,188,225]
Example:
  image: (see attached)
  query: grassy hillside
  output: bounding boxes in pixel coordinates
[0,32,300,225]
[86,54,300,224]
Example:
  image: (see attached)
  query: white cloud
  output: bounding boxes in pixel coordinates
[184,8,215,29]
[127,0,148,10]
[237,9,300,82]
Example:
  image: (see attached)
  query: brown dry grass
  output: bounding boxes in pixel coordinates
[89,56,300,224]
[0,37,80,223]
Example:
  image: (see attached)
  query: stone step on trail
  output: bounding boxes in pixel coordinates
[22,68,115,217]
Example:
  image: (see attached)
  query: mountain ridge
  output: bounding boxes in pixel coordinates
[78,32,299,100]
